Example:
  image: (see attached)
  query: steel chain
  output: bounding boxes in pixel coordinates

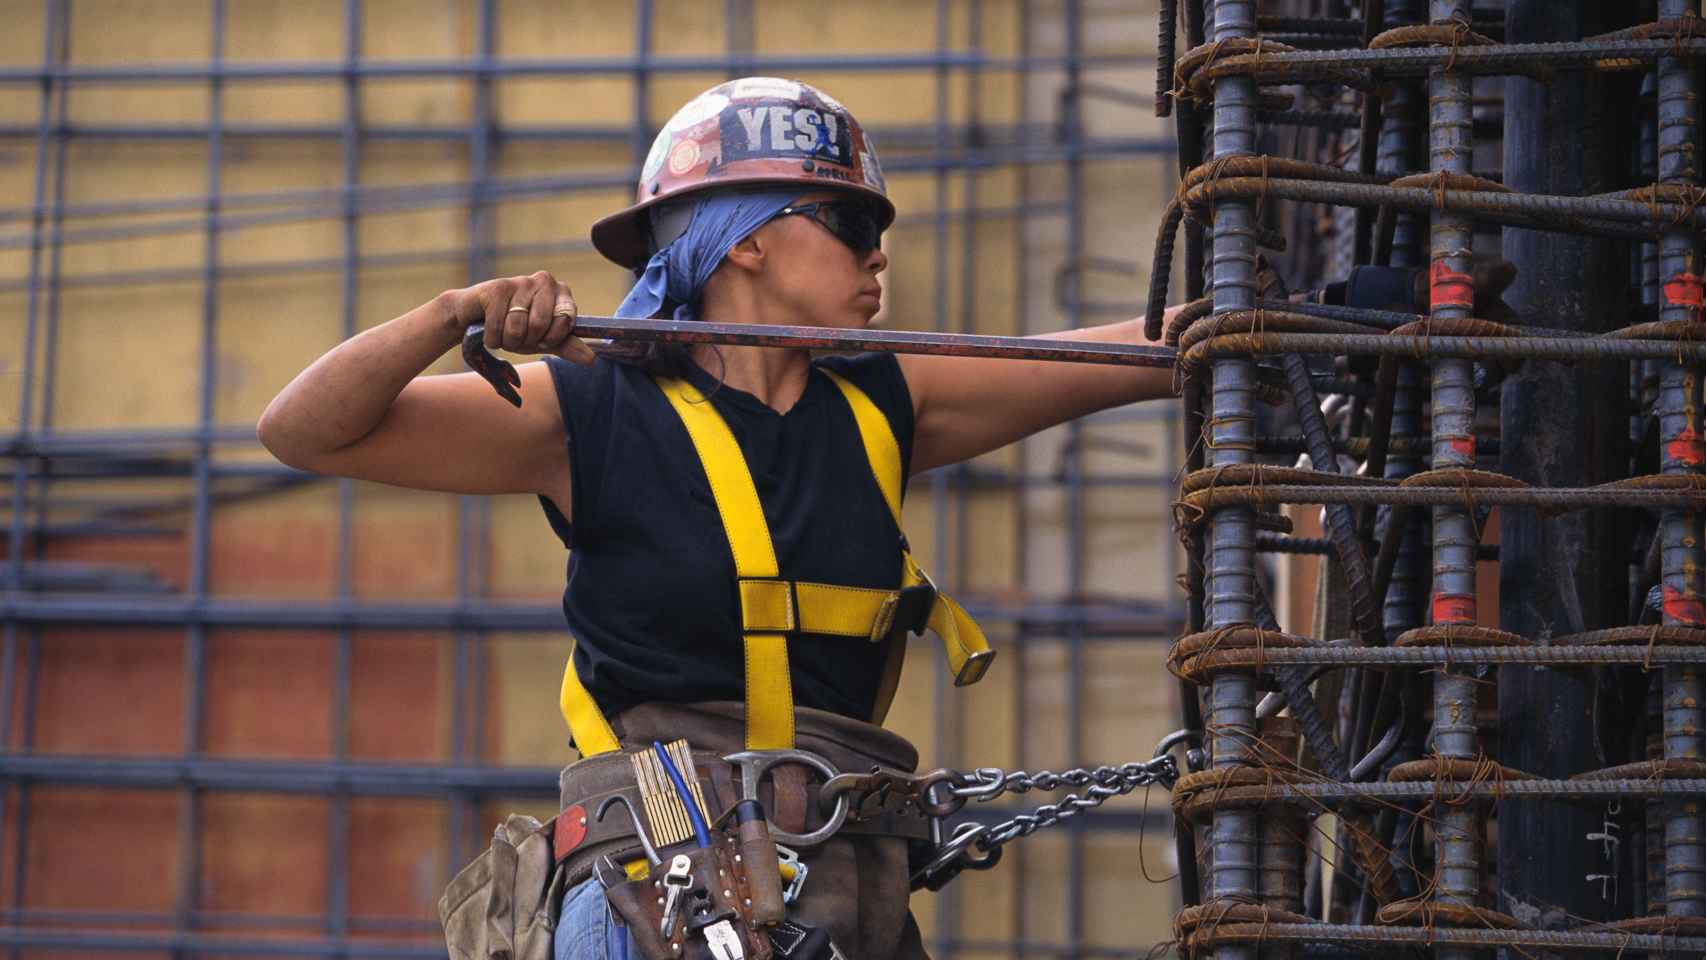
[911,751,1183,891]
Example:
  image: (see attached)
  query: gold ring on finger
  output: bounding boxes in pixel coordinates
[506,305,530,315]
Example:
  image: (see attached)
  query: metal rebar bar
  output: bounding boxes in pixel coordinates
[1424,2,1485,947]
[1177,644,1706,667]
[1656,0,1706,923]
[558,315,1180,364]
[1204,3,1261,953]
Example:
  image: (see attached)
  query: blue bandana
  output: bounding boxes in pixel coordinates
[615,189,800,323]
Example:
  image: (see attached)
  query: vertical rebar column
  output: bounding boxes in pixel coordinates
[1373,1,1431,909]
[1256,717,1305,939]
[1205,0,1259,946]
[1657,0,1706,922]
[1178,0,1210,907]
[1637,48,1665,927]
[1426,0,1482,940]
[1378,0,1427,271]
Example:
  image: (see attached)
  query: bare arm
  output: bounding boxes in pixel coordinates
[898,306,1180,474]
[257,270,593,517]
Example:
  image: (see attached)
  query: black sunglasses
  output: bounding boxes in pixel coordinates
[773,200,884,256]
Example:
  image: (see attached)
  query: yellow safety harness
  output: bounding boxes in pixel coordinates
[559,369,995,755]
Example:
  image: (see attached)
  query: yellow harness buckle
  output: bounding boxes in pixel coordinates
[955,648,996,686]
[872,581,938,643]
[739,579,798,633]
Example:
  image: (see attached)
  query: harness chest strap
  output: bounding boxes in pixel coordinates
[559,370,995,756]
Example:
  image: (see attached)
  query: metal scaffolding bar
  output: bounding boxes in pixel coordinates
[0,50,1147,83]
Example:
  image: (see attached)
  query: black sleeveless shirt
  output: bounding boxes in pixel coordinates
[536,351,916,732]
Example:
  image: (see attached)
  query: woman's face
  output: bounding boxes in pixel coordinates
[749,190,889,329]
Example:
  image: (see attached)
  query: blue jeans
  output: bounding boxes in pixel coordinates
[554,877,633,960]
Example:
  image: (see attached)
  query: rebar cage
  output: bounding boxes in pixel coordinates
[1161,0,1706,955]
[0,0,1188,957]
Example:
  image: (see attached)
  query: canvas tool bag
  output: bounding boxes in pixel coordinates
[438,812,566,960]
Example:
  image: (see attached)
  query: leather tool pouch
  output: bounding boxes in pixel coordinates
[603,837,774,960]
[438,814,567,960]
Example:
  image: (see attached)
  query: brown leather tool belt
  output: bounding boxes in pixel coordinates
[553,701,934,888]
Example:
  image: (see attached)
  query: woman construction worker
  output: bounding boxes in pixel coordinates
[258,78,1180,959]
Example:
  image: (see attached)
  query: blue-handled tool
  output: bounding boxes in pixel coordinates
[653,739,713,848]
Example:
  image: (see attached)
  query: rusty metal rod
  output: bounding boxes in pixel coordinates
[1182,331,1706,364]
[1179,778,1706,805]
[1183,36,1706,84]
[1181,484,1706,511]
[460,317,1176,406]
[1174,644,1706,667]
[1281,352,1384,645]
[1183,922,1706,953]
[474,317,1176,365]
[1257,534,1496,559]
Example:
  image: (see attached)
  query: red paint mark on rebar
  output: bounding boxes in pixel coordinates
[1669,426,1706,467]
[1448,436,1476,459]
[1429,261,1475,311]
[554,803,589,856]
[1432,593,1476,625]
[1664,586,1706,625]
[1664,271,1705,312]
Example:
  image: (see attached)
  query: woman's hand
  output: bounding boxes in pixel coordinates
[442,270,596,365]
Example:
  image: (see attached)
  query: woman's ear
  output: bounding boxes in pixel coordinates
[723,229,767,274]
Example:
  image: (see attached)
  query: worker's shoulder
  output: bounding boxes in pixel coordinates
[539,352,630,410]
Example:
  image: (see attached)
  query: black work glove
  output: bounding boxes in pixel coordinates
[1317,258,1517,322]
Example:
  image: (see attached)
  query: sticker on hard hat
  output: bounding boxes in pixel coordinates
[860,149,885,192]
[668,92,728,132]
[730,77,802,101]
[641,128,671,182]
[668,139,702,176]
[721,101,854,169]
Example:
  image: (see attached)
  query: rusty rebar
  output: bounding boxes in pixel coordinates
[1280,352,1383,644]
[1202,2,1263,947]
[560,315,1179,366]
[1182,921,1706,953]
[1177,37,1706,89]
[1154,2,1706,950]
[1655,0,1706,922]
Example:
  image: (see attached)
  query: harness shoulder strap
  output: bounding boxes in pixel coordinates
[560,637,621,755]
[655,376,795,751]
[817,368,902,524]
[819,368,995,723]
[559,375,795,755]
